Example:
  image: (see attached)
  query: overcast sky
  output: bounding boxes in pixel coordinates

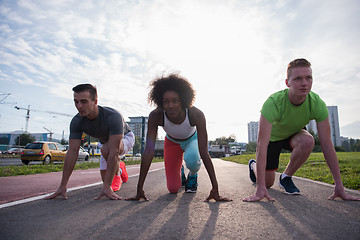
[1,0,360,142]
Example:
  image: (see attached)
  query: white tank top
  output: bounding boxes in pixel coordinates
[162,109,196,140]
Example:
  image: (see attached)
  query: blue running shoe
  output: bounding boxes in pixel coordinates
[248,159,256,183]
[185,173,198,193]
[278,175,300,195]
[181,165,186,187]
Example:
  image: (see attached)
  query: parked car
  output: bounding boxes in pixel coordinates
[77,146,90,161]
[21,141,67,165]
[5,147,23,155]
[64,145,90,161]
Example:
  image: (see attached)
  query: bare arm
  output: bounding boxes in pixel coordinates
[317,118,342,186]
[126,109,160,201]
[45,139,81,199]
[243,114,275,202]
[191,107,232,202]
[317,118,360,200]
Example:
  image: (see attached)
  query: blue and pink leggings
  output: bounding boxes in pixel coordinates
[164,132,201,193]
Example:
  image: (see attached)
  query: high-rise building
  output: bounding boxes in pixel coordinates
[306,119,317,134]
[327,106,341,146]
[127,116,148,139]
[248,121,259,143]
[306,106,341,146]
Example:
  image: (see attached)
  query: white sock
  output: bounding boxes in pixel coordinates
[250,162,256,170]
[281,173,290,180]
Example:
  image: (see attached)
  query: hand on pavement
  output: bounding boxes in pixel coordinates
[125,189,149,201]
[328,186,360,201]
[242,187,275,202]
[204,188,233,202]
[44,186,68,200]
[94,185,122,200]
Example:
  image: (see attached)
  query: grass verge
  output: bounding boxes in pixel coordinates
[0,158,164,177]
[223,152,360,190]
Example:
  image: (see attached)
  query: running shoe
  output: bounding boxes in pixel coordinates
[120,160,128,183]
[248,159,256,183]
[181,165,187,187]
[111,175,122,192]
[278,175,300,195]
[185,173,198,193]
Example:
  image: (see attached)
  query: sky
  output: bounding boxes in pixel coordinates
[1,0,360,142]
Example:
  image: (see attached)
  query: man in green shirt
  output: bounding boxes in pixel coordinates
[243,58,360,202]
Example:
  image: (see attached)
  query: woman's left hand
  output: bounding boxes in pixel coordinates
[204,188,232,202]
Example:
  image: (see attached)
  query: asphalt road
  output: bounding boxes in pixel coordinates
[0,159,359,240]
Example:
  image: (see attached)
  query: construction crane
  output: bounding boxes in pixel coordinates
[15,105,72,132]
[43,127,54,141]
[0,93,17,105]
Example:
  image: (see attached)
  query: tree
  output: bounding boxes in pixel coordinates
[209,135,236,146]
[60,139,68,145]
[133,136,142,154]
[246,142,257,153]
[15,133,36,146]
[349,139,360,152]
[334,146,345,152]
[341,140,350,152]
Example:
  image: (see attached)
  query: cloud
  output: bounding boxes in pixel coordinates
[1,0,360,141]
[341,121,360,139]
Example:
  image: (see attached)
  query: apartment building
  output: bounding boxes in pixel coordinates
[247,121,259,143]
[306,106,341,146]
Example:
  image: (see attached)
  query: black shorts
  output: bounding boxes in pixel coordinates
[266,136,293,171]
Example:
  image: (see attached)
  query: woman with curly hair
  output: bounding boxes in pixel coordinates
[127,74,231,202]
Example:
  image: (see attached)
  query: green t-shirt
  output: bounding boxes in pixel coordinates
[261,89,328,141]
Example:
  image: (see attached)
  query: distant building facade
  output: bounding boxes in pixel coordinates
[247,121,259,143]
[127,116,148,139]
[0,131,48,151]
[327,106,341,146]
[306,106,341,146]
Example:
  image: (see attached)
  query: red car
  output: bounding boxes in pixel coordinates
[5,147,23,155]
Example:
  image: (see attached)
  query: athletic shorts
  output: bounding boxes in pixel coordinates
[266,136,293,171]
[100,131,135,170]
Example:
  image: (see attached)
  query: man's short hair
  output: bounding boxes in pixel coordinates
[72,84,97,101]
[287,58,312,79]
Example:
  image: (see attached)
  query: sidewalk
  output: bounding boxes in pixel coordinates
[0,159,359,240]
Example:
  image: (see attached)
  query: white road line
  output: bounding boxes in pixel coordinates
[79,166,140,174]
[0,167,164,209]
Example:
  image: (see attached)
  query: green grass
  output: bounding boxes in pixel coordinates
[223,152,360,190]
[0,157,164,177]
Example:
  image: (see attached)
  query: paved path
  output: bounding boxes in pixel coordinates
[0,159,359,240]
[0,161,164,205]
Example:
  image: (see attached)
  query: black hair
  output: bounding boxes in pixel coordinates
[72,83,97,101]
[148,73,195,109]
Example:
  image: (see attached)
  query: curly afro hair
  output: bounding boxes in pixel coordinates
[148,73,196,109]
